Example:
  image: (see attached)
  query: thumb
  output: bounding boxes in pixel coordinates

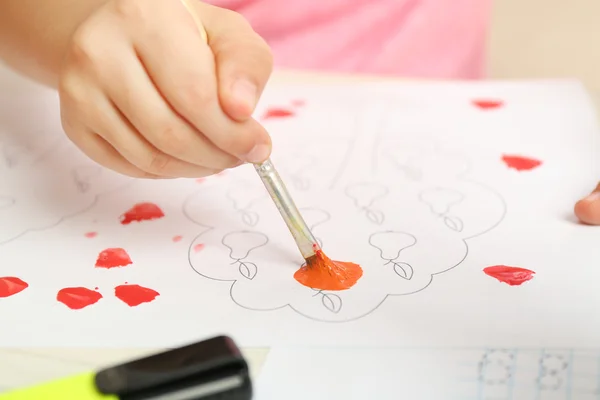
[198,4,273,121]
[574,182,600,225]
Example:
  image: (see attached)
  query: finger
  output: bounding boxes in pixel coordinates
[68,127,162,179]
[100,99,223,178]
[115,0,271,163]
[574,182,600,225]
[200,5,273,121]
[97,34,241,171]
[62,80,221,178]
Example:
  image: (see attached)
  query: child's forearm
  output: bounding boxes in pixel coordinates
[0,0,107,87]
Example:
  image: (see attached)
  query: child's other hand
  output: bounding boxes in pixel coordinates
[58,0,272,179]
[575,183,600,225]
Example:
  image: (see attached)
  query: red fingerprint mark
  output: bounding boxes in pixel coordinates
[483,265,535,286]
[115,284,160,307]
[84,232,97,238]
[193,243,205,253]
[95,248,132,269]
[0,277,29,298]
[502,154,542,171]
[120,202,164,225]
[472,99,504,110]
[294,246,363,291]
[262,107,295,120]
[57,287,103,309]
[173,235,183,242]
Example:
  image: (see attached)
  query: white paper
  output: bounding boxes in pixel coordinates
[255,346,600,400]
[0,63,599,347]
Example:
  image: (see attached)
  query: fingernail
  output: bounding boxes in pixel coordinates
[231,78,257,112]
[241,144,270,163]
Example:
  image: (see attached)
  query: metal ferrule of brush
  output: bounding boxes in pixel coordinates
[254,159,320,259]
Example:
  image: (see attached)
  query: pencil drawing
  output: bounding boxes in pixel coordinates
[368,231,417,280]
[71,165,102,194]
[344,182,389,225]
[312,289,342,314]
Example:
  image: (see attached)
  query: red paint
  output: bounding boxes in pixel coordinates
[173,235,183,242]
[0,277,29,298]
[294,246,363,291]
[483,265,535,286]
[95,248,132,269]
[472,99,504,110]
[262,107,295,120]
[115,284,160,307]
[195,178,206,183]
[56,287,103,309]
[84,232,97,238]
[291,99,305,107]
[502,155,542,171]
[120,202,164,224]
[193,243,205,252]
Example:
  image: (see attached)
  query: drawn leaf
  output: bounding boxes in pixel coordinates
[241,210,259,226]
[72,166,102,193]
[365,208,384,225]
[393,262,414,280]
[238,261,257,280]
[443,215,464,232]
[321,292,342,313]
[0,196,15,210]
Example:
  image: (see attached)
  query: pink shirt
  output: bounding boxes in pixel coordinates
[205,0,492,79]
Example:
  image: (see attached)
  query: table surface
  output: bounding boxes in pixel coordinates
[0,68,599,393]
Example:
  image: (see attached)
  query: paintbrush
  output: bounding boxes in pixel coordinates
[181,8,322,262]
[253,159,321,260]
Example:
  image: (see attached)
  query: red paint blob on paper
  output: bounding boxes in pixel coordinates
[472,99,504,110]
[115,284,160,307]
[291,99,306,107]
[483,265,535,286]
[502,155,542,171]
[262,107,295,120]
[294,247,363,291]
[173,235,183,242]
[195,178,206,183]
[120,202,164,225]
[0,277,29,298]
[95,248,132,269]
[56,287,103,309]
[193,243,205,253]
[84,232,97,238]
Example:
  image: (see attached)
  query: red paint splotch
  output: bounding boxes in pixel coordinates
[472,99,504,110]
[502,155,542,171]
[195,178,206,183]
[115,284,160,307]
[291,99,306,107]
[95,248,132,269]
[193,243,205,253]
[262,107,295,120]
[172,235,183,243]
[483,265,535,286]
[57,287,103,309]
[0,277,29,298]
[294,247,363,291]
[120,202,164,225]
[84,232,97,238]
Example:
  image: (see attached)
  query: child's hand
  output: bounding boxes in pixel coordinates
[58,0,273,179]
[575,183,600,225]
